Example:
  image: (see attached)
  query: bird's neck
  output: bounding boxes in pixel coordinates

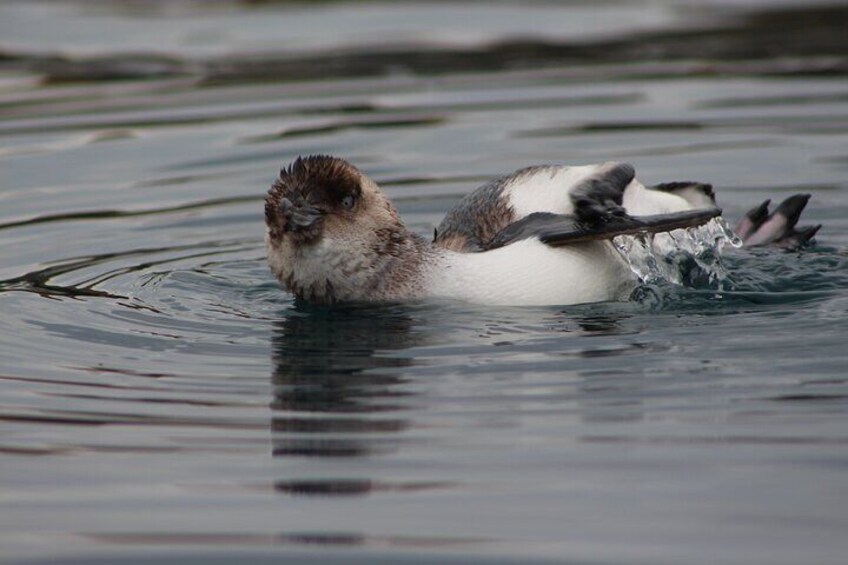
[281,224,437,305]
[357,227,435,302]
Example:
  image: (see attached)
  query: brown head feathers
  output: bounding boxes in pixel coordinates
[265,155,364,243]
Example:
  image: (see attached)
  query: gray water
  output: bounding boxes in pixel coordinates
[2,1,848,564]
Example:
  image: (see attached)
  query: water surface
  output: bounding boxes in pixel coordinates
[1,1,848,564]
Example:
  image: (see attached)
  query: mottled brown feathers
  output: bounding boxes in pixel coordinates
[265,155,434,304]
[432,170,522,252]
[265,155,363,243]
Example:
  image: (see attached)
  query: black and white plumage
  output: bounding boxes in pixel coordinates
[434,162,718,251]
[264,155,814,306]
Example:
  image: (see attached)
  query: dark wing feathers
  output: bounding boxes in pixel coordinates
[485,212,563,250]
[570,162,635,224]
[652,181,716,203]
[437,161,720,252]
[433,163,637,252]
[488,163,718,249]
[486,208,721,250]
[542,208,722,246]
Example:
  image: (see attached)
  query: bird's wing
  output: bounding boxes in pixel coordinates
[434,162,637,252]
[485,208,721,250]
[486,164,720,249]
[434,160,719,252]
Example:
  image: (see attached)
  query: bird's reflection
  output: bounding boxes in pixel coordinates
[574,314,625,335]
[268,300,639,468]
[269,303,426,460]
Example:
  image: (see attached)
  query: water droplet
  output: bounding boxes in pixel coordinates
[613,218,740,290]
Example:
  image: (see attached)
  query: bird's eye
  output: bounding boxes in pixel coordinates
[341,194,356,210]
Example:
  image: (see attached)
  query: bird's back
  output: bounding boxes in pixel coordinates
[433,162,710,254]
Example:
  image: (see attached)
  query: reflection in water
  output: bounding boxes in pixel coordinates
[273,478,451,497]
[88,530,487,550]
[571,313,626,335]
[269,304,425,460]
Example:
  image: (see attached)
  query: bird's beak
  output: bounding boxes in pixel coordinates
[278,197,324,233]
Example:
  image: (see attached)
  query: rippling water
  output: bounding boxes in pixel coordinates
[2,1,848,564]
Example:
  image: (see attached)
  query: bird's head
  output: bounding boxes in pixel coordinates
[264,155,411,303]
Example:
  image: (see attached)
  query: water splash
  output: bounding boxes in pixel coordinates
[613,217,742,290]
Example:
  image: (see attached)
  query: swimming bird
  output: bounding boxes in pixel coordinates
[264,155,816,306]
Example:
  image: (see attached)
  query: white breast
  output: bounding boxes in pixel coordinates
[424,238,635,306]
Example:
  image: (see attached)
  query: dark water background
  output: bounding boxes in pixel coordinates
[2,1,848,563]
